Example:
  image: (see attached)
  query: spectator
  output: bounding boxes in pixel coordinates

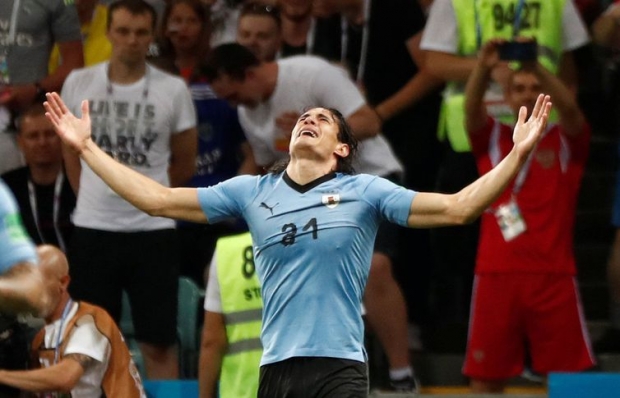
[44,90,552,397]
[277,0,341,58]
[462,39,595,393]
[237,1,282,62]
[1,104,76,252]
[199,231,261,398]
[208,0,276,47]
[202,43,416,391]
[592,0,620,352]
[60,0,197,379]
[153,0,255,286]
[153,0,211,80]
[420,0,589,325]
[0,0,84,175]
[0,245,146,397]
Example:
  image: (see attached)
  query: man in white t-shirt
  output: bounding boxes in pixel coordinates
[60,0,197,380]
[0,245,146,398]
[203,43,419,390]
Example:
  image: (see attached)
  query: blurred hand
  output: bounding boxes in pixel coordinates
[275,111,300,139]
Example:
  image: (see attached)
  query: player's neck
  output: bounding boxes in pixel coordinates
[29,162,62,186]
[286,158,335,185]
[108,59,147,84]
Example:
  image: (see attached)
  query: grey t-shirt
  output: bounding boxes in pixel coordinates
[0,0,81,84]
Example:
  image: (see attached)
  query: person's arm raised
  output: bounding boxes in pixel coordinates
[407,94,552,228]
[44,93,207,223]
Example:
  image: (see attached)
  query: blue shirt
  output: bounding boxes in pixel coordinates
[0,180,37,273]
[198,172,416,365]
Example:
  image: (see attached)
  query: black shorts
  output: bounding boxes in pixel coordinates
[258,357,368,398]
[374,172,404,259]
[67,227,179,346]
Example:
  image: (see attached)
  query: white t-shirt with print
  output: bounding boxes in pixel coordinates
[239,56,403,177]
[61,62,196,231]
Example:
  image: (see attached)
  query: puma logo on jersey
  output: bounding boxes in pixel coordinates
[260,202,279,215]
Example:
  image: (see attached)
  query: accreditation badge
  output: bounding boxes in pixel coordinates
[494,199,526,241]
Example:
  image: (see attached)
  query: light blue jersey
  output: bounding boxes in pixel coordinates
[0,180,37,273]
[198,172,416,365]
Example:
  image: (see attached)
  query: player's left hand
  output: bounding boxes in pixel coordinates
[512,93,551,160]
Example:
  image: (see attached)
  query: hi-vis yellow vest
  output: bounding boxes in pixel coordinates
[216,232,263,398]
[441,0,565,152]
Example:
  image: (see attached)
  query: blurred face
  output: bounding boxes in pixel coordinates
[237,14,281,61]
[18,114,62,167]
[506,71,542,117]
[210,72,263,108]
[107,8,154,67]
[289,108,348,159]
[279,0,312,21]
[166,3,204,53]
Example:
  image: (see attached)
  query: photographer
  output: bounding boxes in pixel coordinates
[462,39,595,393]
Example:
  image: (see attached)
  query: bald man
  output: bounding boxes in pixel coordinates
[0,245,146,397]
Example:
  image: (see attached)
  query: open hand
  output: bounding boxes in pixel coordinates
[275,111,300,139]
[44,92,92,155]
[512,93,552,159]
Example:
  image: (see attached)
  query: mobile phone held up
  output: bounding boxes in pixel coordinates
[498,41,537,61]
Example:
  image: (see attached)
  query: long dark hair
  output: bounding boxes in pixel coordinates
[269,107,359,175]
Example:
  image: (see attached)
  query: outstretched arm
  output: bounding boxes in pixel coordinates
[0,357,84,393]
[407,94,552,228]
[44,93,208,223]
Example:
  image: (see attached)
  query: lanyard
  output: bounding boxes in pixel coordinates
[305,18,316,55]
[27,172,66,252]
[339,0,371,84]
[474,0,526,49]
[105,62,151,159]
[489,120,565,196]
[53,299,74,364]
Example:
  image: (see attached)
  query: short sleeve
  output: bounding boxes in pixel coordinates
[197,175,258,223]
[204,258,223,312]
[51,0,82,43]
[171,81,198,134]
[64,315,110,364]
[361,176,417,226]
